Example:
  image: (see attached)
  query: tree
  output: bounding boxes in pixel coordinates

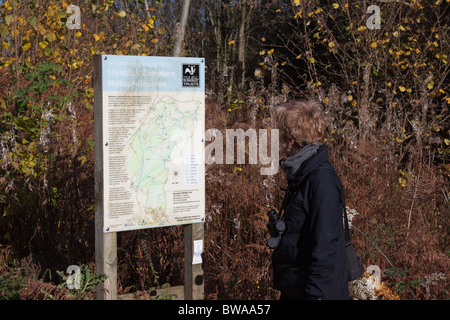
[172,0,191,57]
[0,0,163,269]
[255,0,449,166]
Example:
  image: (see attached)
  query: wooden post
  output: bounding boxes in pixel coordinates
[174,19,205,300]
[94,55,118,300]
[184,223,204,300]
[95,229,117,300]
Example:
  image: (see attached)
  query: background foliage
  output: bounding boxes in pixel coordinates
[0,0,448,299]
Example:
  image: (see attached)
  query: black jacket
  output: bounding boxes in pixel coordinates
[272,144,349,300]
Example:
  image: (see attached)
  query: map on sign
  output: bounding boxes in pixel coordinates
[100,55,205,232]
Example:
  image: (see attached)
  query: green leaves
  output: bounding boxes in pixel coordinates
[56,264,108,298]
[11,62,68,114]
[4,15,13,26]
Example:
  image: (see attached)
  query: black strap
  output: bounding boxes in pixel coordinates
[277,186,293,219]
[342,190,351,242]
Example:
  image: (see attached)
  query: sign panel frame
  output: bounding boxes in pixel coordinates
[97,54,205,233]
[94,55,205,300]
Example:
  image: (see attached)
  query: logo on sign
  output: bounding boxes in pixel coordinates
[182,64,200,87]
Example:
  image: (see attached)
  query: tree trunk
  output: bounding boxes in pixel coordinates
[173,0,191,57]
[359,61,372,141]
[238,2,246,90]
[142,0,150,20]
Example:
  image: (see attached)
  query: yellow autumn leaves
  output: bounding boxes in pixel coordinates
[398,86,409,93]
[1,0,162,75]
[395,81,435,95]
[259,48,274,55]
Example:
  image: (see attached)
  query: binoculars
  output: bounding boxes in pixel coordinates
[266,209,286,249]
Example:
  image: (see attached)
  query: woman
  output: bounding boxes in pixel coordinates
[270,99,349,300]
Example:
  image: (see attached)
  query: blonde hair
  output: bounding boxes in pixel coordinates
[272,99,326,146]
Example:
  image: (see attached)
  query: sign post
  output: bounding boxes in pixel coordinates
[94,54,205,300]
[184,223,204,299]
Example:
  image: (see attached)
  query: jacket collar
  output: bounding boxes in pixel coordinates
[280,143,329,187]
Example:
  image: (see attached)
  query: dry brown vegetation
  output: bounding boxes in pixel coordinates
[1,100,448,300]
[1,0,449,300]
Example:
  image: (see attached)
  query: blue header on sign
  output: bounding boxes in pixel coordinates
[101,55,205,92]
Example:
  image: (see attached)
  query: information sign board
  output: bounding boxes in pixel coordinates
[98,55,205,233]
